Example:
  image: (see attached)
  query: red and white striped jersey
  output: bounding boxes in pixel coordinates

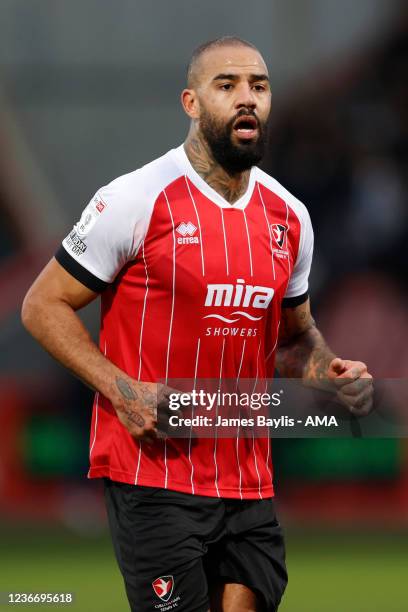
[56,144,313,499]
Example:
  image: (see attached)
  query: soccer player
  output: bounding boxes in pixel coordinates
[22,37,373,612]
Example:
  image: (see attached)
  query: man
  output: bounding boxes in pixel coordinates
[22,37,373,612]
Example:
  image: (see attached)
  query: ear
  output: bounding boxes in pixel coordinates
[180,88,200,120]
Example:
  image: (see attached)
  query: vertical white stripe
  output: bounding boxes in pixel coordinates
[235,339,246,500]
[138,241,149,381]
[218,338,225,390]
[236,339,246,386]
[266,320,280,362]
[252,339,262,394]
[252,339,263,499]
[265,329,277,490]
[89,340,107,463]
[185,177,205,276]
[163,438,168,489]
[285,200,292,278]
[134,440,143,485]
[163,189,176,384]
[213,338,225,498]
[135,247,149,485]
[242,209,253,277]
[163,188,177,489]
[258,183,276,280]
[220,208,229,276]
[262,377,274,488]
[263,377,273,488]
[89,392,99,463]
[188,337,200,495]
[265,430,274,489]
[252,434,263,499]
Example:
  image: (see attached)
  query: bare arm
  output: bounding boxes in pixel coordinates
[21,258,167,440]
[276,298,335,384]
[276,298,373,414]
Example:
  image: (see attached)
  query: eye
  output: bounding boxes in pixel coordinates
[253,84,266,92]
[220,83,233,91]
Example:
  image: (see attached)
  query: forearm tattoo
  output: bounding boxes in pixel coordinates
[276,307,335,383]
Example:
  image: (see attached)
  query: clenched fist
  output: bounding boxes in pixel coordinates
[327,358,373,416]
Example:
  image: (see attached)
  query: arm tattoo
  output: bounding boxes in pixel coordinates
[276,306,335,385]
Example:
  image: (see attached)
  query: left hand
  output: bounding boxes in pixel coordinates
[327,358,374,416]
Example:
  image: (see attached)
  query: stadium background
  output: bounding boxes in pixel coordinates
[0,1,407,610]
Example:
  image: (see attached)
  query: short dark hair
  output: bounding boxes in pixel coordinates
[187,36,259,87]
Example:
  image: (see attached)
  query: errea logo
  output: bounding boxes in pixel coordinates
[176,221,199,244]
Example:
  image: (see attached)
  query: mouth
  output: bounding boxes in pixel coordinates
[233,115,259,140]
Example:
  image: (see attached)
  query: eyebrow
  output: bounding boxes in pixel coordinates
[213,73,270,83]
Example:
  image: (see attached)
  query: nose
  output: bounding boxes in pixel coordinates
[235,82,256,109]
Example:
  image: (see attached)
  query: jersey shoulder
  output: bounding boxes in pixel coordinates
[98,147,183,217]
[255,167,311,226]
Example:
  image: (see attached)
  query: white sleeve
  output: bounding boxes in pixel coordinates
[56,172,153,290]
[283,205,314,300]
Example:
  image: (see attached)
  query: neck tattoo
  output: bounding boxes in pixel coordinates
[184,134,250,205]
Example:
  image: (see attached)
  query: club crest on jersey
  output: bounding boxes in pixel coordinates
[270,223,287,249]
[152,576,174,602]
[176,221,199,244]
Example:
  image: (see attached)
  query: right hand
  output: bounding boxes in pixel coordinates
[110,377,181,443]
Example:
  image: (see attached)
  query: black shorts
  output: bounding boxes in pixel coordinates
[104,478,288,611]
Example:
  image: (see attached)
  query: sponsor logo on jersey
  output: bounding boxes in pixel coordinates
[176,221,199,244]
[203,279,274,324]
[152,576,174,602]
[95,199,106,213]
[75,194,106,238]
[65,230,87,256]
[270,223,287,248]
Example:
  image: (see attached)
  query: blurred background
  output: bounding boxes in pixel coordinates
[0,1,407,610]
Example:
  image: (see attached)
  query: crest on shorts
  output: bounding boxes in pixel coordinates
[152,575,174,602]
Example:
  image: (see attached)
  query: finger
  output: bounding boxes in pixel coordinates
[338,385,372,408]
[338,386,374,416]
[337,361,368,378]
[142,426,160,444]
[157,398,183,415]
[156,412,174,434]
[158,384,189,402]
[332,366,368,388]
[338,376,373,397]
[139,435,160,448]
[329,358,346,375]
[128,426,154,444]
[158,395,192,416]
[348,396,373,416]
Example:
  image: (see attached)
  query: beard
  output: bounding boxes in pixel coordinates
[199,106,268,174]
